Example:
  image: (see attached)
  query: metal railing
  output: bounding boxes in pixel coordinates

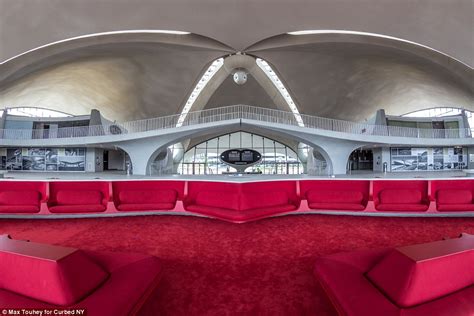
[0,104,471,140]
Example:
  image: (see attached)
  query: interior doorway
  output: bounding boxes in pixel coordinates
[103,150,109,170]
[349,149,373,171]
[102,149,126,171]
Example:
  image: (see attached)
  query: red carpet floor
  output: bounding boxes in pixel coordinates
[1,214,473,315]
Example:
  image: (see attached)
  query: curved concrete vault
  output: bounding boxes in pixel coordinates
[0,32,234,121]
[0,30,472,127]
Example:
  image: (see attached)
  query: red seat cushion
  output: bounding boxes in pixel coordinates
[0,205,40,213]
[117,203,175,211]
[308,203,366,211]
[437,189,472,204]
[437,204,474,212]
[379,189,422,204]
[240,191,289,211]
[195,191,240,211]
[56,190,103,205]
[0,237,109,306]
[366,237,474,308]
[376,203,428,212]
[118,189,177,204]
[306,190,363,204]
[48,205,106,213]
[0,190,40,206]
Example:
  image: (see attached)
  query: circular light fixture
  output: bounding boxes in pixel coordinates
[233,69,248,85]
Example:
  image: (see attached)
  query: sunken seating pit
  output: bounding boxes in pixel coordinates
[0,234,162,314]
[314,234,474,316]
[0,179,472,220]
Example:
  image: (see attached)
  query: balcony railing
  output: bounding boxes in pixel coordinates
[0,105,471,140]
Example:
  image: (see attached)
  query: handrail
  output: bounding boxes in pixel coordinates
[0,104,471,140]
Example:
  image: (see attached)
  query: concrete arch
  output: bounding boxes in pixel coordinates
[179,54,301,115]
[114,122,351,176]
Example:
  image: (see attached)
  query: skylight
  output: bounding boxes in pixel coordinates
[256,58,305,127]
[285,30,470,68]
[1,30,191,66]
[176,58,224,127]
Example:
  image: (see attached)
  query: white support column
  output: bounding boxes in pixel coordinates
[320,142,360,175]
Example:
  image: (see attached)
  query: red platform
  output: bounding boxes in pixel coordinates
[314,234,474,316]
[0,235,162,315]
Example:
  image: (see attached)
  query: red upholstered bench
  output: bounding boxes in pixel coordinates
[184,181,241,221]
[300,180,369,211]
[239,181,300,221]
[184,181,299,222]
[373,180,429,212]
[432,180,474,212]
[0,235,162,315]
[48,181,109,213]
[0,181,46,213]
[112,180,184,211]
[314,234,474,316]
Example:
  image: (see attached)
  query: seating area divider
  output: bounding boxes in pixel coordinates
[0,179,473,222]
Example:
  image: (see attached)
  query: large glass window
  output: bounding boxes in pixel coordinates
[174,132,307,175]
[402,108,473,131]
[4,107,72,118]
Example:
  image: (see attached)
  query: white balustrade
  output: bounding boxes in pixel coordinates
[0,104,471,140]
